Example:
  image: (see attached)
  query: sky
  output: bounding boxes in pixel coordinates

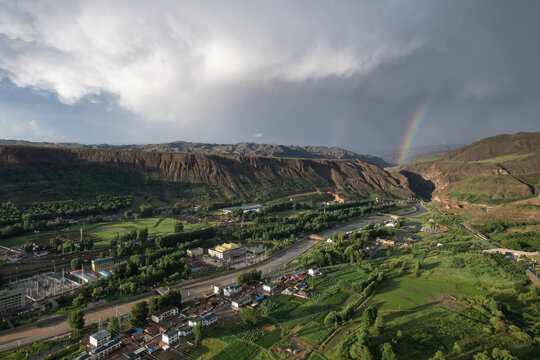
[0,0,539,154]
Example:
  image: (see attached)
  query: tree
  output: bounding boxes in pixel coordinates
[240,307,258,327]
[108,316,119,333]
[350,343,373,360]
[139,205,153,218]
[174,222,184,233]
[138,227,148,242]
[130,301,148,326]
[373,314,384,335]
[491,348,518,360]
[193,322,203,342]
[530,286,540,299]
[71,258,83,271]
[148,297,159,314]
[68,310,84,330]
[381,342,397,360]
[236,269,262,285]
[362,306,377,326]
[92,287,103,300]
[430,350,446,360]
[325,311,338,326]
[281,326,290,338]
[72,294,86,307]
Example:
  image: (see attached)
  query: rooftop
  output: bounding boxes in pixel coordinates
[213,243,241,253]
[90,329,111,340]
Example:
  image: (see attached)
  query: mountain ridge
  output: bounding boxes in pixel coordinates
[0,139,390,168]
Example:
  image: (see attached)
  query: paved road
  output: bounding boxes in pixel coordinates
[0,205,424,352]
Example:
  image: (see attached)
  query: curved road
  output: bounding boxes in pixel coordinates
[0,204,425,352]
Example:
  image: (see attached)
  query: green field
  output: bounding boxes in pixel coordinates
[84,216,180,240]
[372,277,478,311]
[190,337,228,359]
[297,321,332,344]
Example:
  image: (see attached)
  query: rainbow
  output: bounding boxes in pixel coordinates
[398,102,429,165]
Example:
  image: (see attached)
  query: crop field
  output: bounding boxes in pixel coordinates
[255,329,282,348]
[209,340,261,360]
[325,291,349,305]
[338,270,366,281]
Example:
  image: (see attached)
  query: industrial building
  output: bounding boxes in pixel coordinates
[0,288,25,313]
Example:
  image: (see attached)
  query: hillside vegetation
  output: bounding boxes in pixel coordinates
[401,132,540,204]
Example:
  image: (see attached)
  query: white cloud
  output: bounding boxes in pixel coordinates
[253,132,263,138]
[0,0,422,124]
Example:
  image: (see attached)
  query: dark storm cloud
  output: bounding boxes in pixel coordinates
[0,0,538,152]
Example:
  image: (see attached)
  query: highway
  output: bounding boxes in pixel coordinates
[0,205,424,352]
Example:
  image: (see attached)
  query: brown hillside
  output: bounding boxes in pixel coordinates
[0,146,412,202]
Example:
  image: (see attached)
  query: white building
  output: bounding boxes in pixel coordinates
[308,268,319,276]
[231,297,251,310]
[188,317,201,327]
[263,283,278,294]
[89,329,111,348]
[188,313,218,327]
[151,306,179,323]
[208,243,246,261]
[162,329,179,345]
[223,285,242,297]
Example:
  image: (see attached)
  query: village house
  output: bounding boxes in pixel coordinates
[223,285,242,297]
[178,325,193,337]
[89,329,111,348]
[231,296,251,310]
[162,329,179,345]
[151,306,179,323]
[263,283,278,295]
[89,339,121,359]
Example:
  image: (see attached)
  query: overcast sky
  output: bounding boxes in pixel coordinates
[0,0,538,154]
